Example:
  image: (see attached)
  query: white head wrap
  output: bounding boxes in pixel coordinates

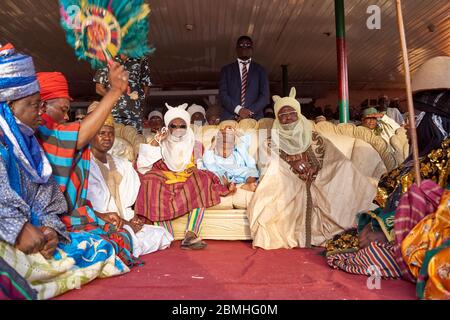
[161,103,196,172]
[271,87,313,155]
[187,104,206,117]
[148,110,163,121]
[164,103,191,127]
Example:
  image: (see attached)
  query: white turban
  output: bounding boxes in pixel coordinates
[161,103,195,172]
[187,104,206,117]
[164,103,191,126]
[148,110,163,121]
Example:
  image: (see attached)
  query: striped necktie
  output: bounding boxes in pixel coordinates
[240,61,249,107]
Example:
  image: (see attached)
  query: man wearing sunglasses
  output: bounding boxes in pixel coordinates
[219,36,270,121]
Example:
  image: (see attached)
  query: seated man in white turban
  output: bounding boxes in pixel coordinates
[247,88,376,250]
[86,107,173,258]
[187,104,206,125]
[136,103,234,249]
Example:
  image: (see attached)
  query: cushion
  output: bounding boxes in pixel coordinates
[171,209,251,240]
[209,195,234,210]
[232,186,255,209]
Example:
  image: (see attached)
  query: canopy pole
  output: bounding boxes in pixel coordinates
[281,65,289,97]
[334,0,349,123]
[395,0,421,185]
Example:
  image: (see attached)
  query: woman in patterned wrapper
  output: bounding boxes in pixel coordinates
[247,88,377,250]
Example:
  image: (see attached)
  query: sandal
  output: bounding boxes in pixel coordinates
[181,232,207,250]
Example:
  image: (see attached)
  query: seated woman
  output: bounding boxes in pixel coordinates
[327,56,450,284]
[247,88,376,249]
[136,103,233,249]
[0,44,128,300]
[87,107,173,258]
[201,124,259,192]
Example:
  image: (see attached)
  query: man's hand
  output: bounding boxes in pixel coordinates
[15,223,46,255]
[221,176,237,196]
[127,221,144,233]
[238,108,253,119]
[125,215,144,233]
[39,227,59,259]
[95,83,108,97]
[108,62,129,94]
[130,215,144,227]
[154,128,168,143]
[99,212,124,230]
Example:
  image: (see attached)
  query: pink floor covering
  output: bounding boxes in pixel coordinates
[55,240,416,300]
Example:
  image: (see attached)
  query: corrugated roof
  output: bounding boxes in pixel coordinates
[0,0,448,99]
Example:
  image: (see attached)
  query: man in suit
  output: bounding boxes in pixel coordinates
[219,36,270,120]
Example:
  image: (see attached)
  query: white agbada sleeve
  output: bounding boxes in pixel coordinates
[87,159,111,213]
[114,156,141,221]
[137,143,163,174]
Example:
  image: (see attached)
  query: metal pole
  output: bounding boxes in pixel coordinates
[334,0,350,123]
[395,0,421,185]
[281,65,289,97]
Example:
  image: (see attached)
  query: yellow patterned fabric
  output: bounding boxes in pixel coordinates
[375,138,450,209]
[423,246,450,299]
[401,190,450,280]
[162,154,196,184]
[103,114,115,128]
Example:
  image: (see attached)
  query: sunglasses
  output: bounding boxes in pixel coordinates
[169,124,187,129]
[278,111,298,117]
[237,43,253,49]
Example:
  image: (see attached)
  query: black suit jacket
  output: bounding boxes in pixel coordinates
[219,61,270,120]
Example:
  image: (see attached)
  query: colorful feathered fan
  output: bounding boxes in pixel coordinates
[59,0,153,69]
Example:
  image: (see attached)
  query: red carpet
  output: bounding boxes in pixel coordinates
[56,241,416,300]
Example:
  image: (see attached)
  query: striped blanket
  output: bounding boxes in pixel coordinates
[136,159,228,222]
[327,241,402,278]
[393,180,444,282]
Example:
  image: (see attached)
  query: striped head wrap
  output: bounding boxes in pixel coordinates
[0,43,39,102]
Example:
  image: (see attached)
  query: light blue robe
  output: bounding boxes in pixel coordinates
[201,134,259,184]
